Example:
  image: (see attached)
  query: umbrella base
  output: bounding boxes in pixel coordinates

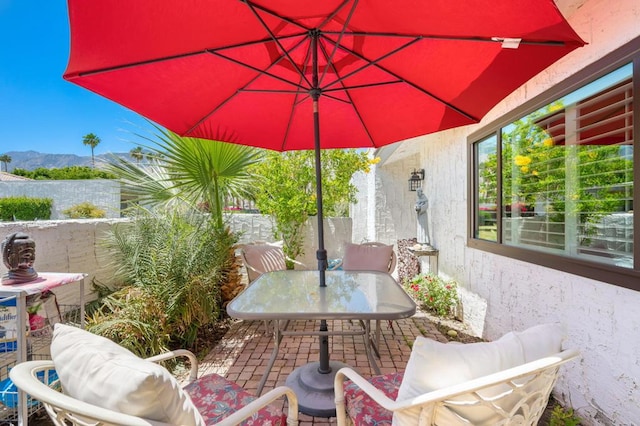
[285,360,350,418]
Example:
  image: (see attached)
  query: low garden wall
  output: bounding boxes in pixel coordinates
[0,215,352,304]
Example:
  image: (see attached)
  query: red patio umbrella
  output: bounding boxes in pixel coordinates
[64,0,584,276]
[64,0,584,416]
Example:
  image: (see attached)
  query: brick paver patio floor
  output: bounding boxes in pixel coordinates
[197,312,448,425]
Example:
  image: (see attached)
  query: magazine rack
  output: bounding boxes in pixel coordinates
[0,272,86,425]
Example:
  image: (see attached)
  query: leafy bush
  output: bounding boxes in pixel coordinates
[251,149,378,262]
[404,273,459,317]
[12,166,116,180]
[550,405,582,426]
[92,211,239,354]
[0,196,52,221]
[63,202,106,219]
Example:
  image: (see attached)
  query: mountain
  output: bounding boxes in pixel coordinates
[3,151,130,171]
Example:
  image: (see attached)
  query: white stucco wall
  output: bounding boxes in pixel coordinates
[0,220,125,305]
[0,180,121,219]
[0,214,351,304]
[353,0,640,423]
[227,213,353,267]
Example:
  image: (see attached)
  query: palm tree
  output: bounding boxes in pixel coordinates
[106,125,263,228]
[82,133,101,168]
[129,146,144,163]
[0,154,11,172]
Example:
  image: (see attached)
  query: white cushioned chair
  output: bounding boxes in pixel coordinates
[10,324,299,426]
[334,323,579,425]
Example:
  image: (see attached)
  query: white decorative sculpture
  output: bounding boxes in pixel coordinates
[415,187,430,245]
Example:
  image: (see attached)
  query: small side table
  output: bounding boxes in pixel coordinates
[408,246,439,274]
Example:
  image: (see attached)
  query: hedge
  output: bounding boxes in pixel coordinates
[0,196,52,221]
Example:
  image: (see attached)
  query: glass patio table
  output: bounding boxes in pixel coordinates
[227,269,416,417]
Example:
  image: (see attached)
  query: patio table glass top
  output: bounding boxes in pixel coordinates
[227,269,416,321]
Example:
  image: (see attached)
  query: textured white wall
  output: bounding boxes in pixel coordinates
[0,214,351,303]
[0,219,125,305]
[352,0,640,423]
[228,213,352,267]
[0,180,121,219]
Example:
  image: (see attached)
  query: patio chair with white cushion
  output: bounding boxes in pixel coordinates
[239,241,289,284]
[9,324,299,426]
[334,323,579,425]
[330,242,398,352]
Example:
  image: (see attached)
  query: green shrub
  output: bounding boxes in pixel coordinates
[404,273,459,317]
[550,405,582,426]
[92,211,238,354]
[12,166,116,180]
[0,196,52,221]
[63,202,106,219]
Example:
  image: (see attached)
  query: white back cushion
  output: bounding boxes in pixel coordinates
[51,324,204,426]
[393,323,564,425]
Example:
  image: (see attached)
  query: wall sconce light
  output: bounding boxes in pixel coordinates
[408,168,425,192]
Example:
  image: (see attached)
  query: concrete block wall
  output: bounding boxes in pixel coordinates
[0,219,126,306]
[0,180,121,219]
[0,214,352,305]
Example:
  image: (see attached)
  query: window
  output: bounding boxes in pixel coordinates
[469,38,640,291]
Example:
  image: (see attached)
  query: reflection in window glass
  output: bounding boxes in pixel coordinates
[475,136,498,241]
[500,64,633,267]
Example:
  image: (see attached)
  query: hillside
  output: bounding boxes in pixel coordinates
[3,151,129,171]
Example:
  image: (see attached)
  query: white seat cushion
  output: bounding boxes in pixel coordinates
[50,324,204,426]
[393,323,564,425]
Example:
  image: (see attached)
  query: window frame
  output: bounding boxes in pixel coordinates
[467,35,640,292]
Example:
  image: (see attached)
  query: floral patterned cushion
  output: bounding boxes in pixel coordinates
[184,374,287,425]
[344,371,404,425]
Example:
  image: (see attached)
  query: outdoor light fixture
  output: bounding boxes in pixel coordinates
[408,168,425,191]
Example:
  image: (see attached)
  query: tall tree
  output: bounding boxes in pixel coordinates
[130,146,144,163]
[82,133,101,168]
[0,154,11,172]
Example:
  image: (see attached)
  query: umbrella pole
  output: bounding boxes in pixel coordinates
[311,29,331,375]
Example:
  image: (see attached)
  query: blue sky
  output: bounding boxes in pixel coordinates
[0,1,156,157]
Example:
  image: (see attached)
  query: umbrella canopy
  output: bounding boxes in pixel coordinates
[64,0,584,152]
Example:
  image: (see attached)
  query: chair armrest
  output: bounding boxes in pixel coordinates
[215,385,299,426]
[9,360,160,426]
[335,348,580,423]
[145,349,199,383]
[335,367,399,425]
[398,348,580,409]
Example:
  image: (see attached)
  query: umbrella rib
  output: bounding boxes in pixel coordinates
[320,34,480,122]
[317,0,354,30]
[318,0,359,86]
[182,53,297,136]
[68,33,305,78]
[281,76,309,150]
[208,50,307,91]
[323,80,402,93]
[317,41,376,147]
[243,1,312,87]
[318,34,421,90]
[323,30,570,46]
